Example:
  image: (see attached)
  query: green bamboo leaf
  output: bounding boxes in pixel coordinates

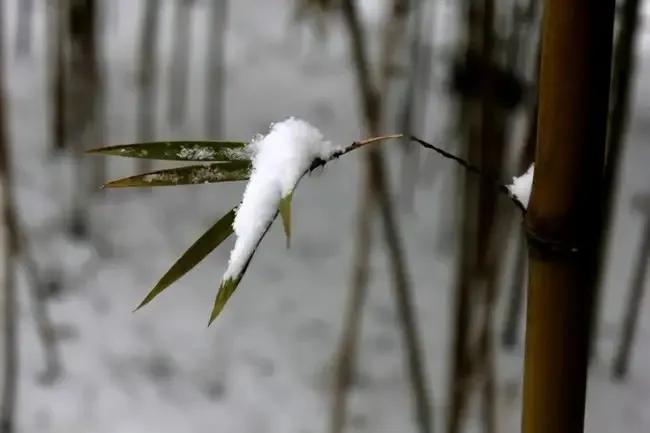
[135,207,237,310]
[208,214,278,325]
[103,161,252,188]
[87,140,249,161]
[279,192,292,248]
[208,277,241,325]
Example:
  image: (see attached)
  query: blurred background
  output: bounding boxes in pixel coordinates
[0,0,649,432]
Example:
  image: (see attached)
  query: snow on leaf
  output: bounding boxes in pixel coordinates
[102,161,252,188]
[87,140,250,161]
[210,118,339,322]
[135,207,237,310]
[222,117,337,281]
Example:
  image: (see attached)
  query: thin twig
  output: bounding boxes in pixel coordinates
[410,135,527,213]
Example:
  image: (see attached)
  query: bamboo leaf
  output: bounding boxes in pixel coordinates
[87,140,249,161]
[279,192,292,248]
[208,214,278,325]
[103,161,252,188]
[135,207,237,310]
[208,277,241,325]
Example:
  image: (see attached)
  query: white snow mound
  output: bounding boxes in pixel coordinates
[223,117,340,280]
[507,163,534,209]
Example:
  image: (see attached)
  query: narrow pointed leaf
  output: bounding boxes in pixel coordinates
[104,161,252,188]
[87,140,249,161]
[208,213,278,325]
[279,192,292,248]
[208,277,241,325]
[136,207,237,310]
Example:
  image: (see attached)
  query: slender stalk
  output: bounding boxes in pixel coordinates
[50,0,68,153]
[0,3,18,428]
[14,0,34,58]
[591,0,642,358]
[330,186,373,433]
[522,1,615,432]
[612,213,649,379]
[398,0,430,212]
[137,0,161,173]
[14,229,60,383]
[167,0,194,128]
[68,0,99,238]
[501,233,526,348]
[205,0,228,138]
[332,2,431,433]
[502,99,538,350]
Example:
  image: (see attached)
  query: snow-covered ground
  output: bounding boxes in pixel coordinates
[2,0,649,432]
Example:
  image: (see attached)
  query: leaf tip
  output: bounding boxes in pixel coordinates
[208,277,239,325]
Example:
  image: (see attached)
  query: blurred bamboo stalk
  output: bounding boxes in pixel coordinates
[591,0,642,358]
[16,229,61,384]
[501,100,538,351]
[14,0,34,58]
[331,1,431,433]
[137,0,161,173]
[0,2,18,430]
[68,0,101,238]
[501,233,526,348]
[398,0,431,212]
[167,0,194,129]
[330,187,372,433]
[205,0,228,138]
[612,199,650,379]
[49,0,68,153]
[522,1,614,432]
[447,1,505,432]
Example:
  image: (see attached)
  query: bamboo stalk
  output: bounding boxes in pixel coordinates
[50,0,68,153]
[14,0,34,58]
[167,0,194,128]
[331,2,432,433]
[522,1,615,432]
[204,0,228,138]
[590,0,642,358]
[612,210,649,379]
[68,0,99,238]
[137,0,161,173]
[0,3,18,429]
